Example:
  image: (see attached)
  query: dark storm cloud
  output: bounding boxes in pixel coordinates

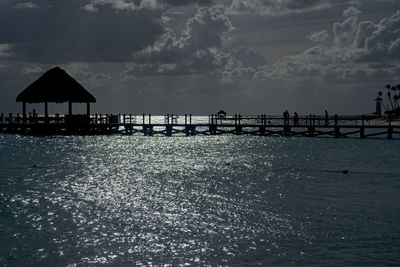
[161,0,213,6]
[133,6,234,63]
[124,5,266,77]
[0,0,164,63]
[1,0,399,115]
[227,0,364,15]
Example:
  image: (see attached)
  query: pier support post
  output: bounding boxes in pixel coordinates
[360,127,365,138]
[235,125,242,135]
[185,125,196,136]
[209,125,217,135]
[388,126,393,139]
[359,115,365,138]
[284,125,291,137]
[166,125,173,136]
[308,126,315,137]
[335,126,340,138]
[259,126,265,136]
[143,125,153,136]
[124,125,133,134]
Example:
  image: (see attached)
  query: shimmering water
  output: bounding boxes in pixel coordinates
[0,135,399,266]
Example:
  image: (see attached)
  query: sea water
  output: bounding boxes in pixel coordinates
[0,134,399,266]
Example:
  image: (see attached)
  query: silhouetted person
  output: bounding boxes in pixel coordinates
[294,112,299,126]
[325,110,329,126]
[283,110,289,125]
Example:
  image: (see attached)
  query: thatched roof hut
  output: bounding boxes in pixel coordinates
[16,67,96,103]
[217,110,227,118]
[16,67,96,120]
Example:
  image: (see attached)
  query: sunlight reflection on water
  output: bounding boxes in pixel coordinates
[1,135,400,266]
[55,137,300,265]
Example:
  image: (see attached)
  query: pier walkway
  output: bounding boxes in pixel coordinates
[0,113,399,139]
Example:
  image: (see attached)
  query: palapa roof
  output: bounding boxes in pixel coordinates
[16,67,96,103]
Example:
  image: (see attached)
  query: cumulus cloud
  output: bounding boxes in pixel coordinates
[125,5,265,77]
[251,9,400,86]
[333,16,359,47]
[361,10,400,61]
[135,6,234,61]
[343,6,361,17]
[306,30,330,42]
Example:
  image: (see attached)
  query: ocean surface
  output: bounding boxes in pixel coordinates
[0,134,399,266]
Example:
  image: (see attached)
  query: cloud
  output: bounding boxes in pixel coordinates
[227,0,350,15]
[0,0,165,63]
[81,0,213,12]
[160,0,213,6]
[123,5,267,79]
[128,6,234,75]
[81,0,160,12]
[306,30,330,42]
[250,9,400,87]
[343,6,361,17]
[333,16,359,47]
[0,44,13,58]
[361,10,400,61]
[13,2,39,9]
[135,6,234,60]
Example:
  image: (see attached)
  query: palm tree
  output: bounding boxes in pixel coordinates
[394,95,399,109]
[391,86,398,109]
[386,84,395,111]
[396,85,400,109]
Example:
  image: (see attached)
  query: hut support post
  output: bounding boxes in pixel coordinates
[87,102,90,116]
[68,101,72,116]
[22,102,27,123]
[44,102,48,123]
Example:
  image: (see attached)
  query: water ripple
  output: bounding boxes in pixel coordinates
[1,135,399,266]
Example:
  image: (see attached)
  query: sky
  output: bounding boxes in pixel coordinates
[0,0,399,115]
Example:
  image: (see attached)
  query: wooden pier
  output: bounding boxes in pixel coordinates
[0,113,399,139]
[6,67,398,139]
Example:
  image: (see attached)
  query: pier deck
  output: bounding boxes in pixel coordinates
[0,114,399,139]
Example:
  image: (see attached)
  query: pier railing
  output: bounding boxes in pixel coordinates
[1,112,398,138]
[0,113,388,126]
